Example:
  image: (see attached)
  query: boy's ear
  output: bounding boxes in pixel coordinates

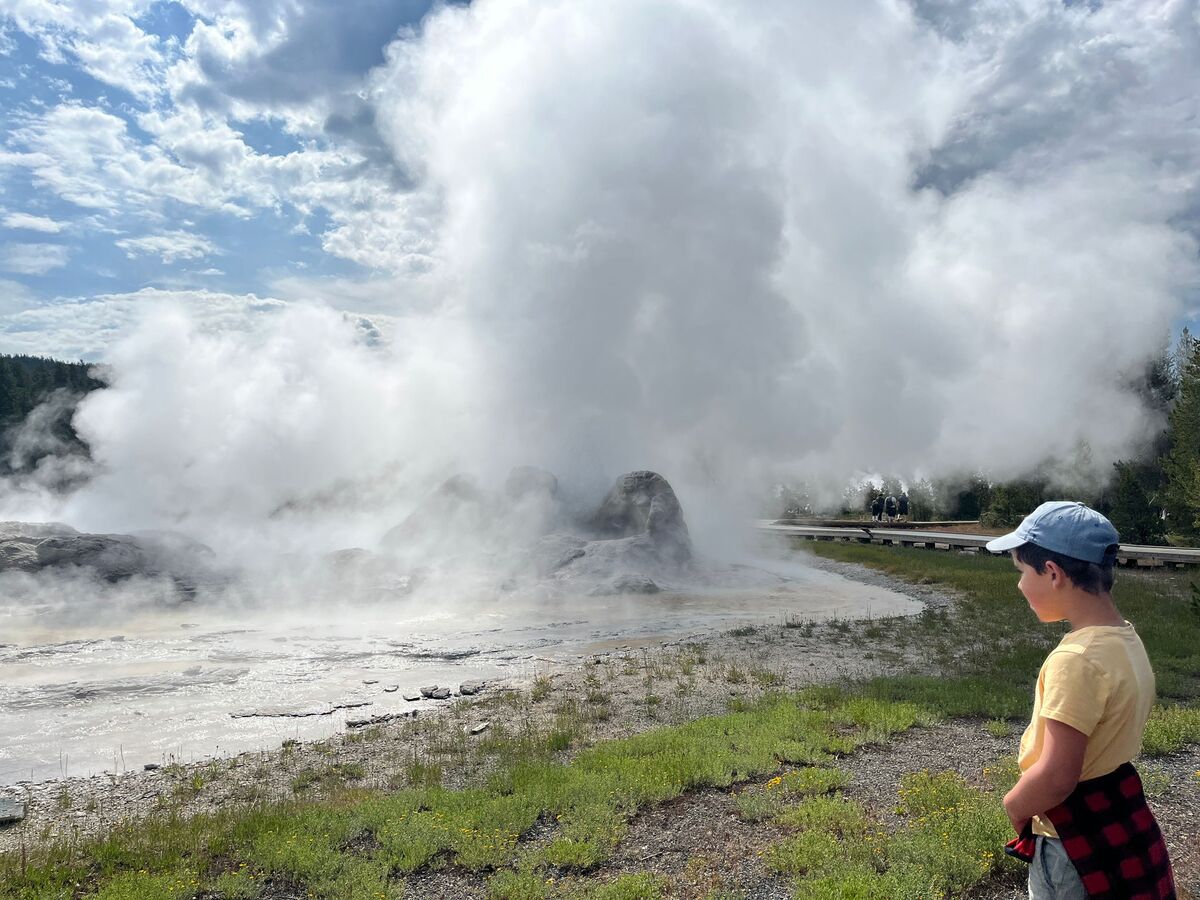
[1043,560,1066,586]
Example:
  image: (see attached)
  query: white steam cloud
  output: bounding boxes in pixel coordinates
[6,0,1200,556]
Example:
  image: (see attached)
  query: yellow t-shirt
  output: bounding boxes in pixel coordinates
[1018,622,1155,838]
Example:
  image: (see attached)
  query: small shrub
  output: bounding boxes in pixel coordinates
[774,795,868,835]
[984,719,1011,738]
[765,830,845,876]
[751,668,784,688]
[1142,705,1200,755]
[778,767,850,796]
[391,758,442,789]
[588,873,666,899]
[290,762,365,793]
[1139,764,1171,798]
[531,674,553,702]
[982,757,1021,793]
[540,837,606,870]
[487,869,547,900]
[733,789,781,822]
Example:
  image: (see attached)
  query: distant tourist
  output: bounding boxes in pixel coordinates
[898,493,910,521]
[884,495,897,522]
[986,502,1175,898]
[870,496,883,522]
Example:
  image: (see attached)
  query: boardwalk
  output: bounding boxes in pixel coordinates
[756,521,1200,568]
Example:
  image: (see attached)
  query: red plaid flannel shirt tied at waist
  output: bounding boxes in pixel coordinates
[1005,762,1175,899]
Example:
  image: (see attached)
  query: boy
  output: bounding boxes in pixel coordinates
[986,501,1175,899]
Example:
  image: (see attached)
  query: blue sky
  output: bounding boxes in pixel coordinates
[0,0,445,359]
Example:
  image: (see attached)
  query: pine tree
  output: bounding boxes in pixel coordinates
[981,478,1046,528]
[939,472,991,520]
[1163,332,1200,537]
[906,478,939,521]
[1108,461,1167,545]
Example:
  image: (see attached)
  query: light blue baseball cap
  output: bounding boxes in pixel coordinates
[985,500,1120,564]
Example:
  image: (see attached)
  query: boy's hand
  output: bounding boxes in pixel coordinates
[1004,800,1030,837]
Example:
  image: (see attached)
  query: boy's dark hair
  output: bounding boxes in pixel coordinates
[1014,542,1117,595]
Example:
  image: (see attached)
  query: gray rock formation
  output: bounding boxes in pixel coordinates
[590,574,661,596]
[0,797,25,826]
[381,475,489,552]
[505,466,558,502]
[372,468,692,593]
[525,533,588,576]
[0,522,220,592]
[588,471,691,564]
[0,521,76,539]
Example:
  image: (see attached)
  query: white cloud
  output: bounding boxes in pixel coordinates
[66,13,165,100]
[0,287,286,360]
[0,101,369,255]
[0,277,36,315]
[3,2,166,99]
[116,230,217,264]
[1,103,251,213]
[1,241,69,274]
[3,211,65,233]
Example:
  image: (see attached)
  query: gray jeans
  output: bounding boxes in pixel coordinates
[1029,836,1087,899]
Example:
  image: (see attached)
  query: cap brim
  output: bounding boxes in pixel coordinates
[985,532,1025,554]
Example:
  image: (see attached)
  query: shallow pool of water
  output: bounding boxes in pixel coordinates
[0,555,918,784]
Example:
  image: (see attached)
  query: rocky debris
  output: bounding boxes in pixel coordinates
[383,685,399,693]
[591,574,661,596]
[468,721,490,735]
[419,685,439,698]
[459,680,487,696]
[230,699,371,719]
[0,797,25,825]
[402,691,422,702]
[0,521,77,539]
[346,710,418,728]
[0,522,221,592]
[587,471,691,565]
[143,763,160,771]
[430,687,452,700]
[362,680,378,685]
[405,648,481,661]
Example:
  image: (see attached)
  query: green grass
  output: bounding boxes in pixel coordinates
[765,770,1019,898]
[1142,705,1200,755]
[290,762,366,794]
[805,542,1200,713]
[984,719,1012,738]
[0,690,926,899]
